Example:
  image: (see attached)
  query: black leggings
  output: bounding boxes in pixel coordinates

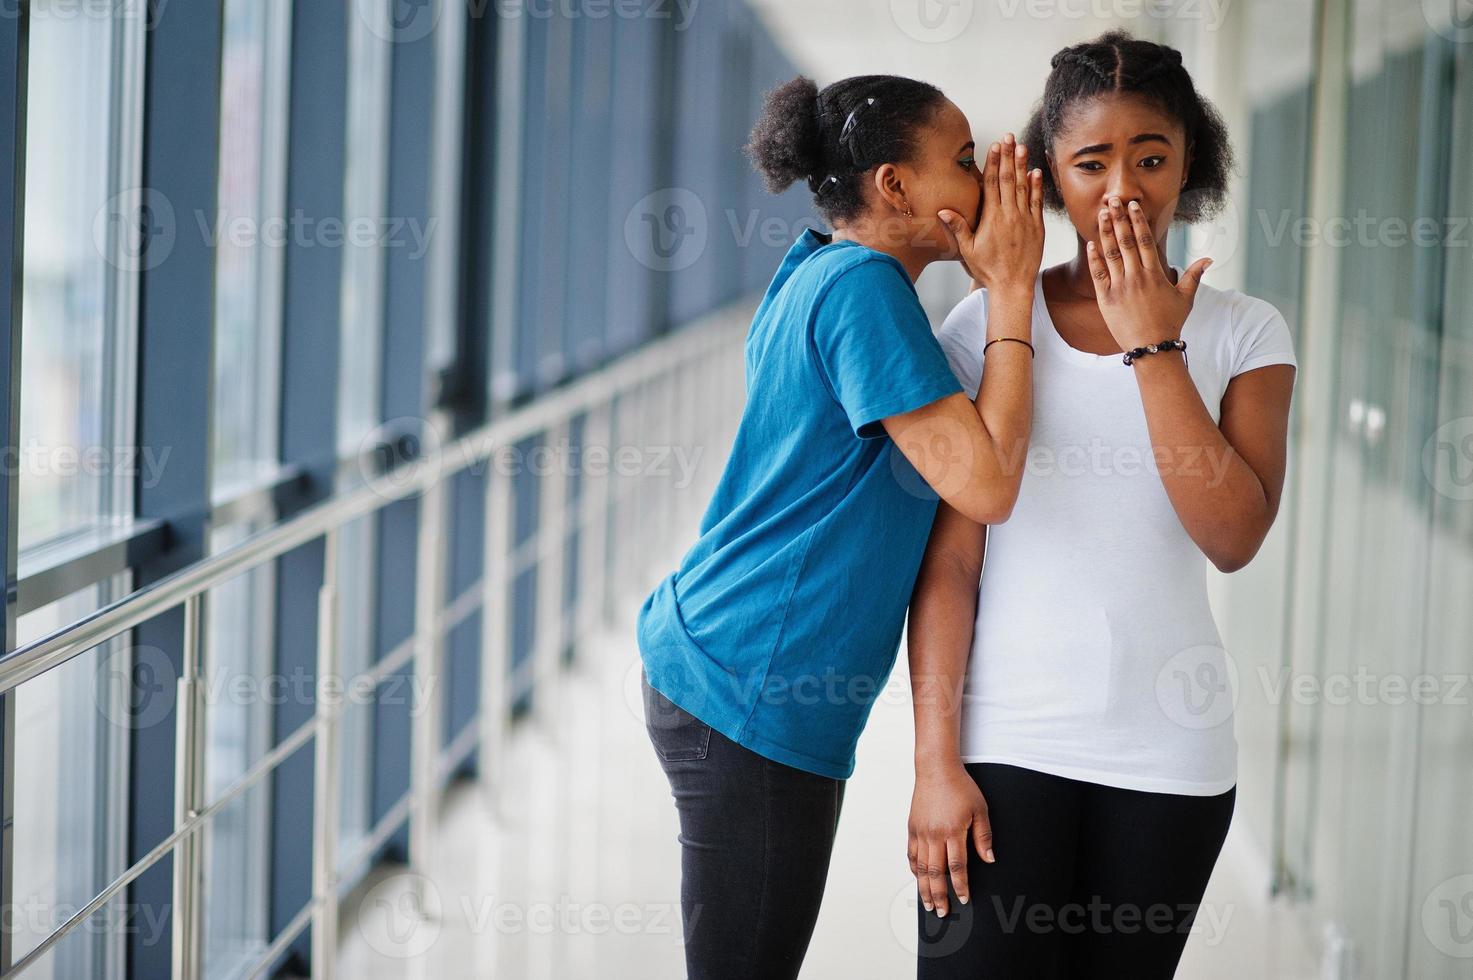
[642,670,845,980]
[918,762,1236,979]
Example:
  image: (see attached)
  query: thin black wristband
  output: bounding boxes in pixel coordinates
[983,337,1035,359]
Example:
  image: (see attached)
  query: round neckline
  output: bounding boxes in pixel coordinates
[1036,266,1182,366]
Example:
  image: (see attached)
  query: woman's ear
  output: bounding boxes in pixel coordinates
[871,163,908,215]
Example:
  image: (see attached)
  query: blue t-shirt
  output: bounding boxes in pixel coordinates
[636,228,964,779]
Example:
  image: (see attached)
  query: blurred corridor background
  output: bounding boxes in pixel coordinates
[0,0,1471,977]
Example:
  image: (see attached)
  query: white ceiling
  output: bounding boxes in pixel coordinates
[745,0,1136,143]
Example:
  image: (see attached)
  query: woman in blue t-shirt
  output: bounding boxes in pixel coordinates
[637,73,1045,979]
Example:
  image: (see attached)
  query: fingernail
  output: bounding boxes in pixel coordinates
[1128,200,1142,211]
[923,902,933,911]
[986,848,996,863]
[936,908,945,918]
[1110,196,1122,208]
[959,896,969,905]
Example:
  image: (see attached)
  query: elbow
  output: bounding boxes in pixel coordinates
[1211,554,1249,574]
[1209,539,1262,574]
[958,489,1017,527]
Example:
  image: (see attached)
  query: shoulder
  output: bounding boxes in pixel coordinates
[1188,279,1286,335]
[809,249,924,333]
[1186,279,1297,373]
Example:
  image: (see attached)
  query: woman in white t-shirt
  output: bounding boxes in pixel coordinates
[906,31,1297,977]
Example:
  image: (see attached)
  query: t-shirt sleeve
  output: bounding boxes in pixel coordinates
[935,288,988,400]
[811,258,963,439]
[1231,298,1298,376]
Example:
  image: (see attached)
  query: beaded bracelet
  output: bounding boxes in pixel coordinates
[983,337,1035,359]
[1122,338,1188,368]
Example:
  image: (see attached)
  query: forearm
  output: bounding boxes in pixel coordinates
[959,286,1035,514]
[1130,355,1273,569]
[908,570,980,775]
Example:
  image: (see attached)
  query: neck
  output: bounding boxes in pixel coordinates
[831,221,931,283]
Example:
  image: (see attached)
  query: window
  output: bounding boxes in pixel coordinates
[201,0,293,974]
[335,0,393,864]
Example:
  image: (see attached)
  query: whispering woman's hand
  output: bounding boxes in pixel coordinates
[1086,195,1211,352]
[937,133,1045,298]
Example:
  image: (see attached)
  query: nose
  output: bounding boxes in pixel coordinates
[1102,165,1143,210]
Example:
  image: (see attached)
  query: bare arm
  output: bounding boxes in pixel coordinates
[882,289,1034,526]
[1129,359,1295,572]
[906,502,992,918]
[1088,197,1297,572]
[883,136,1042,526]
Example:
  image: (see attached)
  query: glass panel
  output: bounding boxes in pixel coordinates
[334,0,393,864]
[1304,2,1454,973]
[337,0,391,455]
[335,514,379,866]
[1406,34,1473,980]
[17,3,122,550]
[202,523,275,977]
[11,583,130,979]
[210,0,290,503]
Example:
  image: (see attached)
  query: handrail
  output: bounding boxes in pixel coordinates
[0,307,746,978]
[0,316,734,696]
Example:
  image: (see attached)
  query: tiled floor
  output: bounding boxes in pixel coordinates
[330,595,1326,979]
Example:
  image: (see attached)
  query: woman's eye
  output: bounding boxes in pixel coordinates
[959,157,975,171]
[1075,161,1104,172]
[1140,155,1166,168]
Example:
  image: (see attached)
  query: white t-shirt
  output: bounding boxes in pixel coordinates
[935,270,1298,796]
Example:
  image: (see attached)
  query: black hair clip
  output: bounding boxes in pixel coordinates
[810,174,841,198]
[838,97,875,166]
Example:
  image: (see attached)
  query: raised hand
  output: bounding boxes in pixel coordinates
[938,133,1045,297]
[1086,195,1211,352]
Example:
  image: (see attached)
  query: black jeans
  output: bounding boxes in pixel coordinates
[642,670,846,980]
[918,762,1236,979]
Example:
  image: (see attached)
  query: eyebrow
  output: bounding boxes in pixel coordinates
[1070,133,1172,158]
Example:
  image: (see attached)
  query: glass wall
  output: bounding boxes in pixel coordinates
[203,0,293,974]
[0,1,800,975]
[10,2,138,976]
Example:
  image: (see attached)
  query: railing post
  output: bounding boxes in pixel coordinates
[171,593,207,979]
[310,528,341,980]
[409,450,449,902]
[478,461,514,810]
[532,421,569,732]
[577,404,612,643]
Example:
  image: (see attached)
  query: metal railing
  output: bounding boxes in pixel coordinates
[0,309,747,979]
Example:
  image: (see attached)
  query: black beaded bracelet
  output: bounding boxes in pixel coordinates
[1122,338,1188,368]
